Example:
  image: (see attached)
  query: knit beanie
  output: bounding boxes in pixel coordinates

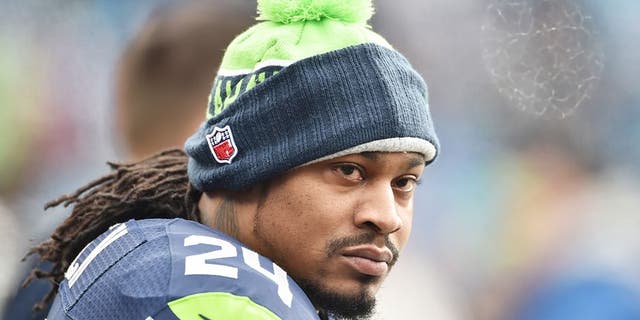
[185,0,439,192]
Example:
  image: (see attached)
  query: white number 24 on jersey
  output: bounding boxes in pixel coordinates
[183,235,293,308]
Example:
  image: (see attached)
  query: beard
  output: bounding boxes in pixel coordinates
[294,233,400,319]
[296,276,377,320]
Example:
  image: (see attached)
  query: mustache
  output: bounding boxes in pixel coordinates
[327,233,400,266]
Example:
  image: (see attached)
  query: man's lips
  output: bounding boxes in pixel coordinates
[340,246,393,277]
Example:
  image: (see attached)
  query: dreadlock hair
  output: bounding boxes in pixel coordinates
[24,148,202,311]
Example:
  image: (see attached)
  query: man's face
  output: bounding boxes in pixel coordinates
[249,152,425,318]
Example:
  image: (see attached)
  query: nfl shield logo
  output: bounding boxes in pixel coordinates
[206,125,238,164]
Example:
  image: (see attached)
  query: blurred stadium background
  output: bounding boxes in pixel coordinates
[1,0,638,319]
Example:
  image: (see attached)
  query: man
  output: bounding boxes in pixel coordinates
[28,0,439,319]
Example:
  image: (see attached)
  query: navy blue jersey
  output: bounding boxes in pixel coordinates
[46,219,319,320]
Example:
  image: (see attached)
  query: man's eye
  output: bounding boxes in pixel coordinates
[334,164,364,181]
[393,177,419,192]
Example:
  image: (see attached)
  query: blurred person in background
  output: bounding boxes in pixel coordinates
[114,0,253,161]
[473,121,640,320]
[2,1,253,318]
[503,167,640,320]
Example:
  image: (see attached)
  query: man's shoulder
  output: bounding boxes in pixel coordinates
[51,219,178,319]
[50,218,319,320]
[161,218,319,319]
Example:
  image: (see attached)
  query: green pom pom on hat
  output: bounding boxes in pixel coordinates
[257,0,374,24]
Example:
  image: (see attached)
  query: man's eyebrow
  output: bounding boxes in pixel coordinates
[359,152,425,169]
[360,152,380,161]
[405,155,426,170]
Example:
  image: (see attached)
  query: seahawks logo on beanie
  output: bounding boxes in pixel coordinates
[185,0,440,192]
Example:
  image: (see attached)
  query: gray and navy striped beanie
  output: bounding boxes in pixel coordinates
[185,0,439,192]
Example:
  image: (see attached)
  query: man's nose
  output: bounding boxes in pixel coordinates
[354,182,402,234]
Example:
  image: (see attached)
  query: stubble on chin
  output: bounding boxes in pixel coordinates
[296,276,377,320]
